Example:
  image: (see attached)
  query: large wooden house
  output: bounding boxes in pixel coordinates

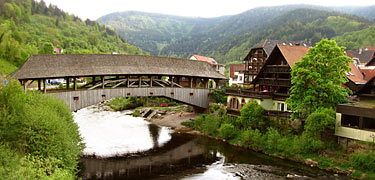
[243,40,310,83]
[227,44,367,117]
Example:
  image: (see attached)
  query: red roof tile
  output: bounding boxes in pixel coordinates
[360,69,375,80]
[189,55,217,64]
[278,45,310,67]
[347,62,366,84]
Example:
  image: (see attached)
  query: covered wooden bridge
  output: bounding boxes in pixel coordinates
[11,54,226,111]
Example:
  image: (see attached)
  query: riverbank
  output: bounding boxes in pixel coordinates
[102,97,374,179]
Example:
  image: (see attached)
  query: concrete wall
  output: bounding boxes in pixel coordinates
[335,113,375,142]
[49,87,210,111]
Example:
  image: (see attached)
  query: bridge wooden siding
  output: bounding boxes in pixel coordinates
[49,87,211,111]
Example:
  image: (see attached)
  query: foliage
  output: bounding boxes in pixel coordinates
[106,97,144,111]
[0,79,84,178]
[218,124,238,140]
[286,39,352,119]
[239,101,268,131]
[350,152,375,172]
[101,5,373,63]
[241,129,265,151]
[132,110,141,117]
[303,108,336,139]
[209,89,227,104]
[334,25,375,49]
[39,42,54,54]
[0,0,146,75]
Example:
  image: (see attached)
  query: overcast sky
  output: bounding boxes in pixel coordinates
[42,0,375,20]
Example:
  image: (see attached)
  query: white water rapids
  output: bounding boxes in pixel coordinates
[73,105,172,158]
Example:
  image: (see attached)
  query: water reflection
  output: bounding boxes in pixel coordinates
[148,124,161,148]
[81,134,350,180]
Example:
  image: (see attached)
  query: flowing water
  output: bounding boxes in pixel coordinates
[75,106,351,180]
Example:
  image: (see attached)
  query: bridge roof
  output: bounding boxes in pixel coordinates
[12,54,227,80]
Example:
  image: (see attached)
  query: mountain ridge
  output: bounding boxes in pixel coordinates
[98,4,375,63]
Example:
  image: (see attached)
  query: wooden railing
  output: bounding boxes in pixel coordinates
[263,65,290,74]
[258,78,291,87]
[225,88,273,98]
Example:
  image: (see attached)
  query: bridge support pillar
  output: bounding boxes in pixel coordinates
[192,106,209,114]
[43,79,47,94]
[38,79,41,91]
[66,78,70,90]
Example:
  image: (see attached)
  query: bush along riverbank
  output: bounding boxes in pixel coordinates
[0,78,84,179]
[182,102,375,179]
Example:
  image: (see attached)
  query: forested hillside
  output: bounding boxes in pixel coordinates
[0,0,146,75]
[98,11,227,55]
[99,5,375,64]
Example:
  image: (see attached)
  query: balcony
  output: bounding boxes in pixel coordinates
[263,65,290,74]
[258,78,291,87]
[225,88,272,98]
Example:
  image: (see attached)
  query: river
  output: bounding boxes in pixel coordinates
[74,105,350,180]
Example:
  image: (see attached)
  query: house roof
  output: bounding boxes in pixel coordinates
[189,54,217,64]
[278,44,310,68]
[360,69,375,81]
[366,56,375,66]
[348,49,375,64]
[229,64,246,79]
[11,54,227,80]
[253,44,366,85]
[252,40,311,57]
[355,76,375,96]
[347,62,366,84]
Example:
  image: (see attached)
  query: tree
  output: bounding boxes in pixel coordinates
[39,42,54,54]
[286,39,352,119]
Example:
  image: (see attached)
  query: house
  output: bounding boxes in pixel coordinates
[347,47,375,69]
[227,44,310,116]
[226,44,367,117]
[335,76,375,143]
[243,40,310,83]
[229,64,246,86]
[53,48,63,54]
[189,55,225,75]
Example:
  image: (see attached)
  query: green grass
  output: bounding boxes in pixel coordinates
[0,58,18,75]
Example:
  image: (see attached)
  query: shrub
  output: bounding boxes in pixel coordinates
[218,108,226,117]
[209,89,227,104]
[239,101,269,131]
[218,124,238,140]
[350,152,375,172]
[241,129,264,151]
[202,114,221,136]
[0,80,84,176]
[132,109,141,117]
[303,108,336,139]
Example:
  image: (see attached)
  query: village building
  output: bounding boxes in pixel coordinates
[347,47,375,69]
[53,48,63,54]
[243,40,310,84]
[228,64,246,86]
[189,54,225,75]
[226,44,367,117]
[335,76,375,143]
